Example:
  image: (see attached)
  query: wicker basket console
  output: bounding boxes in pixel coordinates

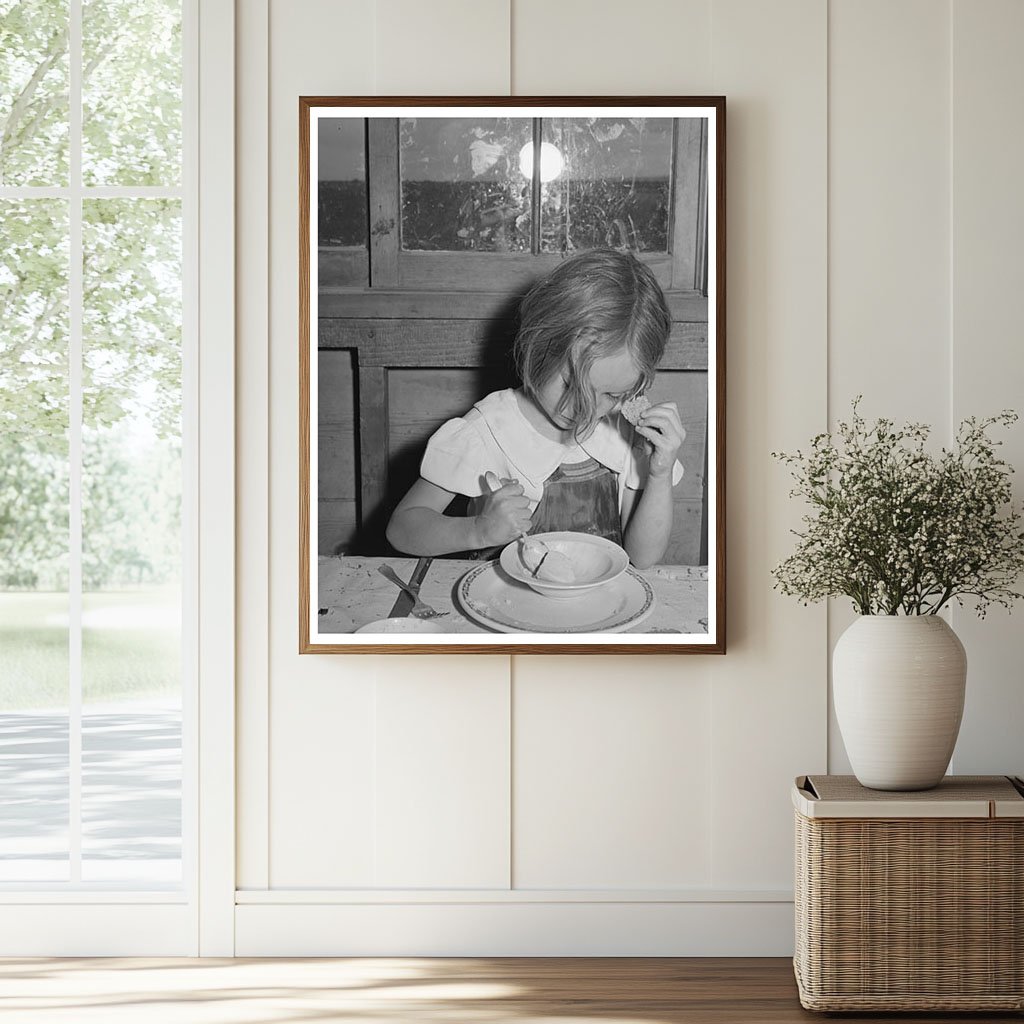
[793,774,1024,1012]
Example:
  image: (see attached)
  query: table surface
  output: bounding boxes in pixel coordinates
[318,554,708,635]
[795,774,1024,819]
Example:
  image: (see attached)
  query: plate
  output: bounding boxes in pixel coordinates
[457,562,655,634]
[354,617,448,634]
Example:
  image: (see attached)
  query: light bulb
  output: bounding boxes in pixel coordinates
[519,141,564,183]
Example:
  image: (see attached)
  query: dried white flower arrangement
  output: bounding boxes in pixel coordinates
[772,400,1024,616]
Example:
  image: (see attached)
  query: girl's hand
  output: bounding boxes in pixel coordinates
[474,477,532,546]
[635,402,686,480]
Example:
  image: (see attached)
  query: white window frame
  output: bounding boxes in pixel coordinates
[195,0,236,958]
[0,0,234,956]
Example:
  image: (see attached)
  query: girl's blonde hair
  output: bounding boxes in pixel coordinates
[514,248,671,434]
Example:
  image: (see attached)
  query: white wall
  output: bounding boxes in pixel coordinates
[234,0,1024,955]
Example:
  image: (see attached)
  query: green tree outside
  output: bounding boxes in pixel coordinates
[1,0,183,706]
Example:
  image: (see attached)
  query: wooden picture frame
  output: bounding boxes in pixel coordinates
[300,97,725,653]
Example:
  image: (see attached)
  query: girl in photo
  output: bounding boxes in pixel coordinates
[386,247,685,569]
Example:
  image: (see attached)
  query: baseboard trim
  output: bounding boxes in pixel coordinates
[236,887,792,904]
[0,904,196,956]
[235,900,795,956]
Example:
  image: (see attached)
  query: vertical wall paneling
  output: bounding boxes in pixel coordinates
[197,0,237,955]
[374,662,512,888]
[828,0,950,424]
[708,0,828,888]
[374,0,511,95]
[827,0,951,773]
[513,658,713,889]
[510,0,720,903]
[511,0,712,95]
[234,0,1024,953]
[356,0,516,897]
[364,0,516,896]
[267,0,380,888]
[949,0,1024,777]
[269,663,379,887]
[236,0,270,892]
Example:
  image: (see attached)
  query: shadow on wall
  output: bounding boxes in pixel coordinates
[320,292,523,558]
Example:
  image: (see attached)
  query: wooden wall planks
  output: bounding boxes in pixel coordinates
[827,0,952,774]
[948,0,1024,779]
[705,0,828,888]
[318,289,708,321]
[240,0,1024,945]
[316,350,357,553]
[318,319,709,370]
[316,349,710,563]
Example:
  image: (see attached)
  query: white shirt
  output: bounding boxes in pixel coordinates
[420,388,683,513]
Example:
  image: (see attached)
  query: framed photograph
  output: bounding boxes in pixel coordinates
[300,97,725,653]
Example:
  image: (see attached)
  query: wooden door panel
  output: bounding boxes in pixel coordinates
[387,367,515,527]
[319,326,709,565]
[647,371,708,502]
[317,350,358,555]
[647,369,709,567]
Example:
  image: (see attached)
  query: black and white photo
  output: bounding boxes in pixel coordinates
[300,98,725,653]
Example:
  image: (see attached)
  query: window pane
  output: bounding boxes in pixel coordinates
[400,117,532,252]
[81,198,181,883]
[81,613,181,883]
[540,117,673,254]
[0,198,70,880]
[319,117,366,248]
[82,0,181,186]
[0,0,70,186]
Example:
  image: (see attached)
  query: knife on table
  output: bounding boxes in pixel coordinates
[388,556,433,618]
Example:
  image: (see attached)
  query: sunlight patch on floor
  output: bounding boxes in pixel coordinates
[0,958,682,1024]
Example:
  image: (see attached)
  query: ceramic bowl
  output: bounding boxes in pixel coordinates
[499,531,629,599]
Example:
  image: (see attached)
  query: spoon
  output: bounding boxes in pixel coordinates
[483,471,550,572]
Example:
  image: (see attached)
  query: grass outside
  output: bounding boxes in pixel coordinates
[0,589,181,710]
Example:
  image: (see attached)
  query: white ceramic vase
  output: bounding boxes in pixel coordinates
[833,615,967,791]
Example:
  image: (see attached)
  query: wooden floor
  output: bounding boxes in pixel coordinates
[0,957,1019,1023]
